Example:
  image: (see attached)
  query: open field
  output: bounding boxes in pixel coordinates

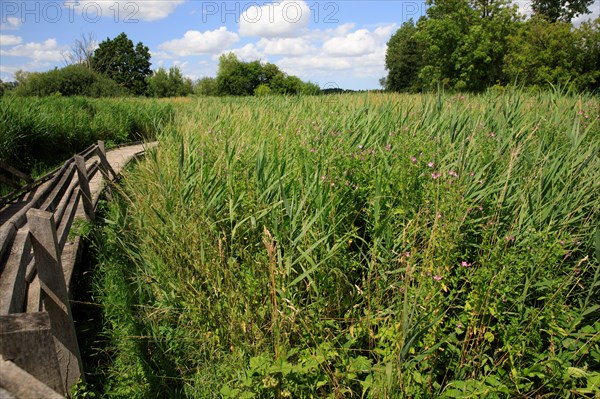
[86,91,599,398]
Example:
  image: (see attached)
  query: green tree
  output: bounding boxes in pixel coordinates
[574,17,600,92]
[195,77,218,96]
[417,0,519,91]
[216,53,254,95]
[254,84,272,96]
[147,66,193,98]
[531,0,594,22]
[385,19,424,92]
[15,64,126,97]
[92,32,151,95]
[504,16,580,89]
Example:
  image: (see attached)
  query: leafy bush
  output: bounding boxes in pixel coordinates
[16,64,127,97]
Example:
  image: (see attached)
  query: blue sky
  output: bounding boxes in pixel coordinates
[1,1,598,90]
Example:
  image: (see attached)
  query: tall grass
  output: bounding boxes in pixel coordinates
[0,96,174,177]
[89,91,599,398]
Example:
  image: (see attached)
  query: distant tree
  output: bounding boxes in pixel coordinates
[15,64,126,97]
[195,77,218,96]
[92,32,151,95]
[574,17,600,92]
[530,0,594,22]
[216,53,254,95]
[385,19,424,92]
[147,66,193,97]
[216,53,318,96]
[301,81,321,95]
[504,16,580,89]
[254,84,272,96]
[62,32,97,68]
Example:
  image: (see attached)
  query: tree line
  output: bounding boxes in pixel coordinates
[1,33,321,98]
[384,0,600,93]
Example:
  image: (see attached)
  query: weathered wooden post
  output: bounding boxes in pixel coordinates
[27,208,83,393]
[96,141,114,200]
[97,140,117,179]
[0,312,65,395]
[74,155,95,221]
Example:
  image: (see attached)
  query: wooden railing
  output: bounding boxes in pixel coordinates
[0,141,128,398]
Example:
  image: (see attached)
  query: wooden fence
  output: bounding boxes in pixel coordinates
[0,141,123,398]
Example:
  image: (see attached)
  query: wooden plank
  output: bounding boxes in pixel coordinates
[0,230,32,314]
[56,189,81,251]
[97,140,117,179]
[40,163,75,214]
[0,160,33,182]
[27,208,83,392]
[0,312,65,395]
[26,276,41,312]
[0,358,65,399]
[0,223,17,268]
[74,155,95,221]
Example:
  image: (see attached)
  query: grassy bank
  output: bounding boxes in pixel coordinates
[89,91,599,397]
[0,96,174,180]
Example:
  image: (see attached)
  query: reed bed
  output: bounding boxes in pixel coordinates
[89,91,599,398]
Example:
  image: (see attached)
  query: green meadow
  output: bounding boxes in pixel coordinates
[80,91,599,397]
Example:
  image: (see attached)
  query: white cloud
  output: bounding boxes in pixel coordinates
[0,17,21,31]
[239,0,310,38]
[159,28,239,56]
[220,43,265,61]
[0,35,22,46]
[257,37,315,55]
[0,39,66,62]
[323,24,395,57]
[69,0,185,22]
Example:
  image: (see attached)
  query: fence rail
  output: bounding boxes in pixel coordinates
[0,140,150,398]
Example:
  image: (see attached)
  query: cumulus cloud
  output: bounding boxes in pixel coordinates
[0,17,22,30]
[0,38,66,62]
[257,37,315,55]
[323,24,395,57]
[218,43,265,61]
[69,0,185,21]
[159,28,239,56]
[0,35,22,46]
[239,0,310,38]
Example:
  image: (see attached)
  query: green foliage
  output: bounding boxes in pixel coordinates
[385,1,599,93]
[147,66,193,98]
[531,0,595,22]
[195,77,218,96]
[92,33,151,95]
[15,64,127,97]
[90,91,600,397]
[0,96,173,175]
[504,16,581,89]
[385,19,424,92]
[254,84,272,96]
[216,53,320,96]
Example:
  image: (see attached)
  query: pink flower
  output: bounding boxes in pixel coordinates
[433,275,442,281]
[431,172,442,179]
[448,170,458,178]
[461,261,471,267]
[358,144,363,150]
[411,156,417,164]
[428,162,435,168]
[405,252,411,258]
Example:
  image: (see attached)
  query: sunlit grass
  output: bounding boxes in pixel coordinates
[89,90,600,398]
